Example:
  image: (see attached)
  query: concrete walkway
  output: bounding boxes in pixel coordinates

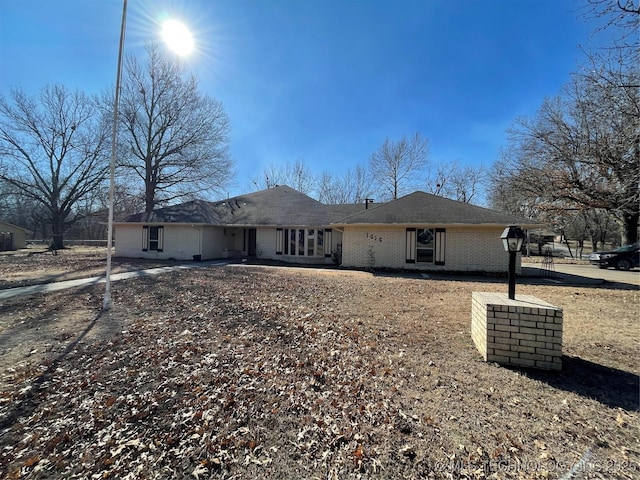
[523,263,640,287]
[0,260,231,300]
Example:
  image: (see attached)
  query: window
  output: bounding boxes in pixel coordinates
[279,228,327,257]
[142,225,163,252]
[307,229,315,256]
[317,229,324,257]
[324,229,332,257]
[298,229,305,255]
[416,228,434,263]
[289,229,296,255]
[406,228,445,264]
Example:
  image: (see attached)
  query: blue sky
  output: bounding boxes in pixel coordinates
[0,0,606,199]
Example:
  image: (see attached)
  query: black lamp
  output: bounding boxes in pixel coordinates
[501,225,525,299]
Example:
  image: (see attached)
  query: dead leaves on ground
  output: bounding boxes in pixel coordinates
[0,267,638,479]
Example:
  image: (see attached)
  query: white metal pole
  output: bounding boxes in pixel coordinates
[103,0,128,311]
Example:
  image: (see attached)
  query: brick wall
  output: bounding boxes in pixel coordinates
[116,224,201,261]
[471,292,563,371]
[446,227,513,272]
[341,227,405,269]
[342,225,519,272]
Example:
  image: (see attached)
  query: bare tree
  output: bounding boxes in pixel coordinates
[65,183,146,241]
[582,0,639,64]
[488,156,546,221]
[369,132,429,200]
[490,52,639,244]
[318,165,372,204]
[111,184,146,218]
[251,164,287,191]
[427,161,486,204]
[580,208,620,251]
[287,158,317,194]
[561,208,620,253]
[0,185,46,239]
[118,44,233,212]
[489,0,639,244]
[250,158,317,196]
[0,85,110,249]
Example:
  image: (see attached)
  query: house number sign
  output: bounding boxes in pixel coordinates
[365,233,383,242]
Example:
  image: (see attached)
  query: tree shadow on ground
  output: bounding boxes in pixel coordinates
[521,356,639,411]
[0,303,105,432]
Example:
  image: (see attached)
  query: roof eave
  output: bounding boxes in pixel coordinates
[331,222,545,229]
[113,221,338,228]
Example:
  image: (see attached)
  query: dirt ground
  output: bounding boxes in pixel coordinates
[0,248,638,479]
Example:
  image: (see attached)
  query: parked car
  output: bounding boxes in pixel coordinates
[589,244,639,270]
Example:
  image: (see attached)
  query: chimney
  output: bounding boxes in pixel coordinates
[365,198,374,209]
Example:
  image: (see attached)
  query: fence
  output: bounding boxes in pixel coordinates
[27,239,111,247]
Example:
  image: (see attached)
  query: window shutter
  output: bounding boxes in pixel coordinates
[405,228,416,263]
[276,228,283,255]
[142,226,148,251]
[157,226,164,252]
[324,228,332,257]
[435,228,446,265]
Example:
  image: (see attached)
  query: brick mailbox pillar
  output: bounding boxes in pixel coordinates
[471,292,563,371]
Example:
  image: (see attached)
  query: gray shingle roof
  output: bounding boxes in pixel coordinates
[122,186,366,226]
[210,185,335,226]
[124,200,222,224]
[121,187,539,228]
[331,191,538,226]
[0,220,31,233]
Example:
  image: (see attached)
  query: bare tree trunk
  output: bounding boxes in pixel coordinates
[145,180,155,213]
[50,218,64,250]
[561,231,574,259]
[621,211,639,245]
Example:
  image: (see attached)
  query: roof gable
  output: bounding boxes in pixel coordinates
[0,220,31,233]
[332,191,537,226]
[211,185,330,225]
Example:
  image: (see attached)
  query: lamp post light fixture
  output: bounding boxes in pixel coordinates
[501,225,525,300]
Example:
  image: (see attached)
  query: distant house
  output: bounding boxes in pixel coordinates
[0,220,30,251]
[114,185,540,273]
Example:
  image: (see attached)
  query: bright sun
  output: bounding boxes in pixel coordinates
[161,19,194,56]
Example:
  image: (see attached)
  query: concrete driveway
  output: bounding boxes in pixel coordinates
[523,262,640,287]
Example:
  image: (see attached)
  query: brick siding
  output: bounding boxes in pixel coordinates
[342,225,519,272]
[471,292,563,371]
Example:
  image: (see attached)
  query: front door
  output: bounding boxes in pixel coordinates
[247,228,257,257]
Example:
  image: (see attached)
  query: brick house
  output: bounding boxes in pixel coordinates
[114,185,539,273]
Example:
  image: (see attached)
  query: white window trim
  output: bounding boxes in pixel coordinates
[279,227,327,257]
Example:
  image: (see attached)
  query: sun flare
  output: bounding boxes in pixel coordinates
[161,19,194,56]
